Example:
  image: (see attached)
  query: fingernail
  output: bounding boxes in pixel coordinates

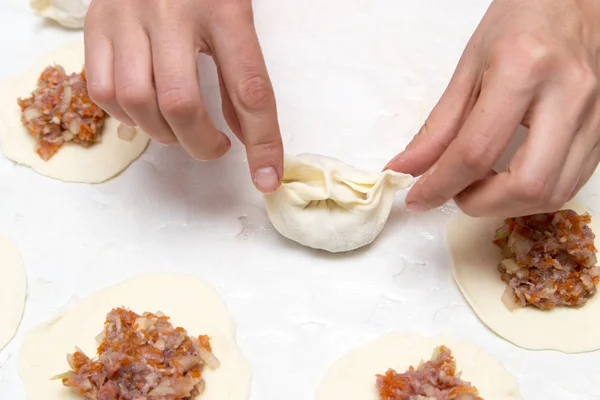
[406,201,430,214]
[254,166,280,193]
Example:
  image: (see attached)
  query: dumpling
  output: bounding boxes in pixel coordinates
[263,153,413,252]
[30,0,91,29]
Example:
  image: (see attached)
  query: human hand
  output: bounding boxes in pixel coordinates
[385,0,600,217]
[84,0,283,193]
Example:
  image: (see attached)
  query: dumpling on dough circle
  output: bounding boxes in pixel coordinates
[263,154,413,252]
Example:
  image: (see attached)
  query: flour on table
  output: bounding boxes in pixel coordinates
[0,235,27,351]
[315,332,521,400]
[18,273,252,400]
[0,40,150,184]
[449,200,600,353]
[264,153,413,253]
[30,0,91,29]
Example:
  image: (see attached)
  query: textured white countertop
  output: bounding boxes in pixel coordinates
[1,1,599,399]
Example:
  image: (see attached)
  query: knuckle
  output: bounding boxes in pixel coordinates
[491,32,556,83]
[235,74,275,113]
[116,84,153,110]
[458,141,494,173]
[87,81,116,106]
[510,176,552,205]
[158,87,200,118]
[567,64,598,105]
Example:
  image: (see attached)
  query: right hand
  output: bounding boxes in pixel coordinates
[84,0,284,193]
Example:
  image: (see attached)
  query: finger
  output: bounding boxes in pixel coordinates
[217,65,242,140]
[569,104,600,199]
[384,36,482,175]
[211,5,283,193]
[113,24,177,145]
[454,98,578,217]
[569,143,600,199]
[151,28,231,160]
[84,25,135,125]
[406,75,533,213]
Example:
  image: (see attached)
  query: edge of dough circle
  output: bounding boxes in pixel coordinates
[0,235,27,352]
[18,273,253,400]
[0,40,150,184]
[315,332,521,400]
[449,199,600,354]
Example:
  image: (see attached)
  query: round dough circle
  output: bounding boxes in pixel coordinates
[449,200,600,353]
[18,273,252,400]
[0,40,150,183]
[315,332,521,400]
[0,235,27,351]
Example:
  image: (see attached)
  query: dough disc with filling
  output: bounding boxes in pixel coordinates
[0,40,150,183]
[449,200,600,353]
[18,273,252,400]
[0,235,27,351]
[315,332,520,400]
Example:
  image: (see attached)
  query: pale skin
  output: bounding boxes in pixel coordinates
[84,0,600,218]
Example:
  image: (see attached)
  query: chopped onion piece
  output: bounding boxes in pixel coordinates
[50,370,73,381]
[501,285,520,312]
[68,120,80,135]
[117,123,137,141]
[196,379,206,395]
[197,346,220,369]
[60,86,72,113]
[23,107,41,121]
[148,385,176,396]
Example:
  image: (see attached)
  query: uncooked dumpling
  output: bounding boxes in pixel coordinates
[18,273,252,400]
[0,40,150,183]
[0,235,27,351]
[449,200,600,353]
[315,332,521,400]
[30,0,91,29]
[263,154,413,252]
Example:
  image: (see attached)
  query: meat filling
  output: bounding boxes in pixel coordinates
[18,65,105,160]
[56,307,220,400]
[494,210,600,310]
[376,345,482,400]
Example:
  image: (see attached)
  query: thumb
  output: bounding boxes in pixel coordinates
[384,53,480,176]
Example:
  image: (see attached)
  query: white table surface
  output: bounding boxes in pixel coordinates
[1,1,599,399]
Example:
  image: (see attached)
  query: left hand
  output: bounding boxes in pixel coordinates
[385,0,600,217]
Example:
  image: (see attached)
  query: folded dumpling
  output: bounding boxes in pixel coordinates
[31,0,91,29]
[264,153,413,252]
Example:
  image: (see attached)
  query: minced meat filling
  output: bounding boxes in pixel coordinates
[376,346,482,400]
[18,65,105,160]
[57,307,220,400]
[494,210,600,310]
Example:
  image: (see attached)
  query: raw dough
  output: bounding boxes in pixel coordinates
[449,200,600,353]
[315,332,521,400]
[30,0,91,29]
[18,273,252,400]
[0,40,150,184]
[0,236,27,351]
[264,154,413,252]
